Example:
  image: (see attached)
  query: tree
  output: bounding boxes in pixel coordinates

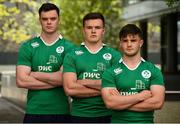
[0,0,123,52]
[0,0,43,52]
[164,0,180,7]
[54,0,123,48]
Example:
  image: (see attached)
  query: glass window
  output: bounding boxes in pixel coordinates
[147,18,161,66]
[177,15,180,71]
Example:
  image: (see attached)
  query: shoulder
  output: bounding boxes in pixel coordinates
[143,61,160,70]
[141,61,162,75]
[20,36,40,49]
[65,46,82,55]
[103,46,121,56]
[105,63,122,75]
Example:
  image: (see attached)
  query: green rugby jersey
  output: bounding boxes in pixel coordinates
[17,35,75,114]
[63,43,121,117]
[102,58,164,123]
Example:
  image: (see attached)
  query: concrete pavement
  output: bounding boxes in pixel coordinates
[0,97,24,123]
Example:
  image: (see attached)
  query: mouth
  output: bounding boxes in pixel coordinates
[46,26,53,29]
[90,35,97,38]
[126,49,133,52]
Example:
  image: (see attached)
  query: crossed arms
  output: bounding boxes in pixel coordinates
[16,65,63,90]
[63,72,101,98]
[101,85,165,111]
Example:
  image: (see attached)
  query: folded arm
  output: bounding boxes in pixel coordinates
[30,70,62,86]
[77,79,101,90]
[128,85,165,111]
[63,72,100,98]
[16,65,55,90]
[101,88,152,110]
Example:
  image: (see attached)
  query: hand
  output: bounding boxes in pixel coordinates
[108,88,120,95]
[138,90,152,101]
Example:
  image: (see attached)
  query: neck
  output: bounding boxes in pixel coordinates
[40,31,59,44]
[84,41,103,53]
[122,54,142,69]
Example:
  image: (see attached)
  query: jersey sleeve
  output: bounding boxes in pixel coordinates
[17,42,32,67]
[102,68,116,88]
[63,52,76,73]
[150,65,164,86]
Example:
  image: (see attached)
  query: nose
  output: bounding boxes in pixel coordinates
[47,19,51,24]
[91,27,96,33]
[127,40,132,46]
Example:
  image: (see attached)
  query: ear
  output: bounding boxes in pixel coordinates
[82,28,85,37]
[140,40,144,47]
[102,28,105,35]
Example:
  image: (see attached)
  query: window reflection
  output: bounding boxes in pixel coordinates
[147,18,161,65]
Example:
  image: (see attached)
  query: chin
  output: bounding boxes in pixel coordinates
[46,30,56,34]
[125,52,137,57]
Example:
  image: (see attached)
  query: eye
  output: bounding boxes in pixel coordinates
[95,26,102,29]
[41,18,48,21]
[86,26,93,30]
[50,17,57,21]
[122,39,128,42]
[131,39,136,42]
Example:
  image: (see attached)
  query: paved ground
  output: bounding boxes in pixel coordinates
[0,97,24,123]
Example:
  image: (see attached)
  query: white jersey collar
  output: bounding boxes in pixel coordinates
[81,42,106,54]
[119,57,145,71]
[39,34,63,46]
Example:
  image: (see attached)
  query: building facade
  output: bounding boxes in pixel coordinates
[121,0,180,100]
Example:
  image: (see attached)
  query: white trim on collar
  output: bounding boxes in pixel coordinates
[119,57,145,63]
[39,34,63,46]
[59,34,63,39]
[119,57,146,71]
[81,42,106,46]
[81,42,106,54]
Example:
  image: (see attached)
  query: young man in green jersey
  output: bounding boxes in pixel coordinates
[16,3,74,123]
[63,12,121,123]
[101,24,165,123]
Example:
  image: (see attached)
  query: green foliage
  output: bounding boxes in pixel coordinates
[0,0,123,52]
[164,0,180,7]
[54,0,123,48]
[0,0,38,51]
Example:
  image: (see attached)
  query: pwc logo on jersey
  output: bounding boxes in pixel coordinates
[31,42,39,48]
[103,53,112,60]
[75,50,84,55]
[56,46,64,54]
[141,70,151,79]
[114,67,122,75]
[83,72,100,79]
[120,91,138,96]
[38,66,52,72]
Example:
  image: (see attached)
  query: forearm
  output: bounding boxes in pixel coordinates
[129,85,165,111]
[65,81,100,97]
[16,74,55,90]
[102,89,152,110]
[105,94,143,110]
[72,89,100,98]
[77,79,101,90]
[31,71,62,86]
[63,72,101,98]
[128,97,164,111]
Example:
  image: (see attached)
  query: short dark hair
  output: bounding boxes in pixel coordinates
[119,24,143,39]
[39,3,60,16]
[83,12,105,27]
